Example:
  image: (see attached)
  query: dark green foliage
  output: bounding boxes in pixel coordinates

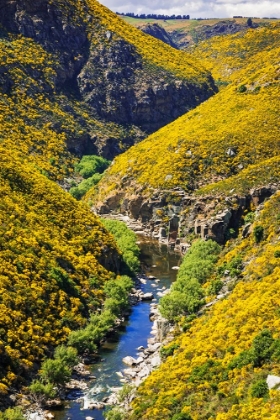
[237,84,247,93]
[252,329,274,367]
[228,349,255,370]
[250,379,269,398]
[253,225,264,243]
[159,240,221,321]
[228,329,277,370]
[75,155,110,179]
[101,219,140,274]
[160,343,180,359]
[207,279,223,295]
[247,18,253,27]
[188,359,221,383]
[218,255,243,278]
[274,250,280,258]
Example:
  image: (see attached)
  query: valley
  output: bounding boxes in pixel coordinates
[0,0,280,419]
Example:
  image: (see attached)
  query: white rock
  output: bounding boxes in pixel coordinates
[122,356,137,366]
[138,365,150,378]
[142,293,154,301]
[116,371,123,378]
[267,375,280,390]
[151,355,161,367]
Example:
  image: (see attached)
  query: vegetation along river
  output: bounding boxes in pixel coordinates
[53,238,181,420]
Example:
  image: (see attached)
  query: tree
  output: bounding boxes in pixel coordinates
[247,17,253,27]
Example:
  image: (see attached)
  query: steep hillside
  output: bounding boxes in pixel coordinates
[127,191,280,419]
[0,0,216,159]
[0,147,122,402]
[92,24,280,243]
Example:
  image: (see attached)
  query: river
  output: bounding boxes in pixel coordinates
[53,238,181,420]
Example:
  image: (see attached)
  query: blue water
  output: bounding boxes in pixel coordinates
[53,239,181,420]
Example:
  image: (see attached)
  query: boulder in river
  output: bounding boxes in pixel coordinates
[142,293,154,301]
[122,356,138,366]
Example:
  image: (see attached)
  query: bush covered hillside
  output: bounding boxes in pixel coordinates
[0,146,124,397]
[128,191,280,419]
[0,0,216,161]
[93,23,280,206]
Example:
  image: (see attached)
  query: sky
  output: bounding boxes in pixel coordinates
[98,0,280,19]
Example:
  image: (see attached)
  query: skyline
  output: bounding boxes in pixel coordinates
[98,0,280,19]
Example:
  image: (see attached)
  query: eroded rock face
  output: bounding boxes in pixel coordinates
[78,36,215,132]
[96,184,280,246]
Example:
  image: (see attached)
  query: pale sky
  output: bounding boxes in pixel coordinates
[98,0,280,18]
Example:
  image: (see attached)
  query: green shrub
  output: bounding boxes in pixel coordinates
[207,279,223,295]
[159,240,220,321]
[54,345,78,368]
[40,359,71,386]
[250,379,269,398]
[75,155,110,179]
[237,84,247,93]
[29,380,56,404]
[172,414,193,420]
[70,173,103,200]
[253,225,264,243]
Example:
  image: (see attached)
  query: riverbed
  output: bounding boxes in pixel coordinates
[53,238,181,420]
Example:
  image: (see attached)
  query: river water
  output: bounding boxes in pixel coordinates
[53,238,181,420]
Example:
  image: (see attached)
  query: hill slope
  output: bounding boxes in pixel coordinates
[128,191,280,419]
[92,24,280,243]
[0,0,216,159]
[0,146,122,400]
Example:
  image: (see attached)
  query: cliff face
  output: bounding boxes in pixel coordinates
[78,37,214,132]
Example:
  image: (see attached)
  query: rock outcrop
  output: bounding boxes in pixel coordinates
[96,183,280,246]
[137,23,177,49]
